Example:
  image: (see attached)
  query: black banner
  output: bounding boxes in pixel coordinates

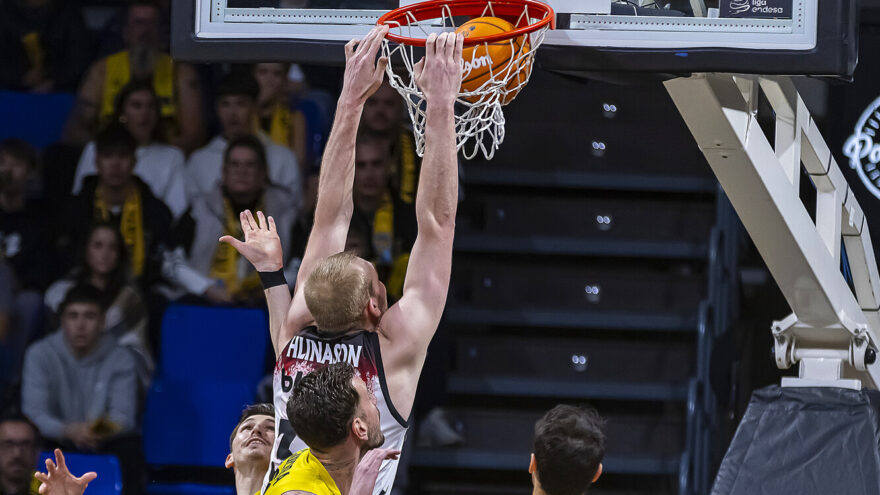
[827,26,880,253]
[719,0,792,19]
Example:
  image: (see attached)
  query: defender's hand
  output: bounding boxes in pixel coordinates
[340,24,390,107]
[35,449,97,495]
[349,448,401,495]
[219,210,284,272]
[414,32,463,105]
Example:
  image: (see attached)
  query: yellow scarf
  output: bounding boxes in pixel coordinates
[101,50,176,124]
[95,186,145,277]
[397,131,417,204]
[370,193,412,300]
[372,192,394,266]
[387,252,409,301]
[209,197,263,296]
[259,103,292,147]
[21,32,44,76]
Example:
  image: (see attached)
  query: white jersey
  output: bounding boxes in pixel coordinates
[262,326,408,495]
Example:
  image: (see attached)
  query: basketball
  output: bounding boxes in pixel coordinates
[455,17,530,104]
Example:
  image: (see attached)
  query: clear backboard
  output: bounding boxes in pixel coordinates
[172,0,857,76]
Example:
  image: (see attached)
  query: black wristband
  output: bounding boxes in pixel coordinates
[258,268,288,289]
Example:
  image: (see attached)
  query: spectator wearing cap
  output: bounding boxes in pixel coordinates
[185,72,301,207]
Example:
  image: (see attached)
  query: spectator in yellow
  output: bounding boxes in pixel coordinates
[361,81,419,206]
[253,63,308,172]
[64,1,205,154]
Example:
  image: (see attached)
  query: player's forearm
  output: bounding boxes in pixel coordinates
[312,100,362,229]
[416,101,458,233]
[265,284,293,353]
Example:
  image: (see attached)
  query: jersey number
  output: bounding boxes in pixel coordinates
[281,368,304,393]
[276,369,305,464]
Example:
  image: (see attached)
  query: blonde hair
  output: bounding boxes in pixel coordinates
[304,252,372,334]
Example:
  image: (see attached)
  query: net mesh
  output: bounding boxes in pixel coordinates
[380,1,550,160]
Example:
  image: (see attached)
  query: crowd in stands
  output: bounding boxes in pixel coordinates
[0,0,423,492]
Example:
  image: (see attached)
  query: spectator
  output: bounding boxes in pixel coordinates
[0,414,40,495]
[45,224,152,387]
[93,0,171,57]
[361,81,420,207]
[167,136,298,305]
[531,405,605,495]
[21,285,143,495]
[71,81,188,220]
[349,133,416,301]
[0,0,92,92]
[0,139,49,396]
[225,404,275,495]
[253,63,308,170]
[186,72,301,204]
[58,124,173,288]
[63,0,205,153]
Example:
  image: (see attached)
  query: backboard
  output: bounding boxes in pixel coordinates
[172,0,858,76]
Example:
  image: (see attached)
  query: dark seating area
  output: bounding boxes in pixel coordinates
[407,69,740,494]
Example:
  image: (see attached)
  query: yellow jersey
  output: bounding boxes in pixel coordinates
[264,449,341,495]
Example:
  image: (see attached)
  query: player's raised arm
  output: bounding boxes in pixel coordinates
[220,25,390,356]
[381,32,462,361]
[284,25,390,329]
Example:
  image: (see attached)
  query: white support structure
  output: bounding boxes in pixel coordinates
[664,74,880,389]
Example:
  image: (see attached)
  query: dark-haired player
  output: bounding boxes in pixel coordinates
[226,404,275,495]
[263,363,398,495]
[530,405,606,495]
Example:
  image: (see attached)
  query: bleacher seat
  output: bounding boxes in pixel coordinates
[38,451,122,495]
[143,305,269,467]
[296,91,333,165]
[0,92,75,149]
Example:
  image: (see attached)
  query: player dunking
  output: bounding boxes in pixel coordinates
[220,25,463,494]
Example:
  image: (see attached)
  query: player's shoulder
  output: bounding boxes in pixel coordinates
[284,302,314,340]
[377,301,412,338]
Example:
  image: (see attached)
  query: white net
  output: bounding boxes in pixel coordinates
[380,1,551,160]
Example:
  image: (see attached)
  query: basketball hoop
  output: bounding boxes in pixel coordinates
[378,0,555,160]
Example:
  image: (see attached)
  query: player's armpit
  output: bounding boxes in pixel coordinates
[380,227,453,360]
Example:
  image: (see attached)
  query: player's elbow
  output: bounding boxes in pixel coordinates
[418,211,455,239]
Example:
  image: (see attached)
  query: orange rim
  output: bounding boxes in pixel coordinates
[378,0,555,47]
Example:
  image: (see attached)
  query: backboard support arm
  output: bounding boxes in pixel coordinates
[664,74,880,389]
